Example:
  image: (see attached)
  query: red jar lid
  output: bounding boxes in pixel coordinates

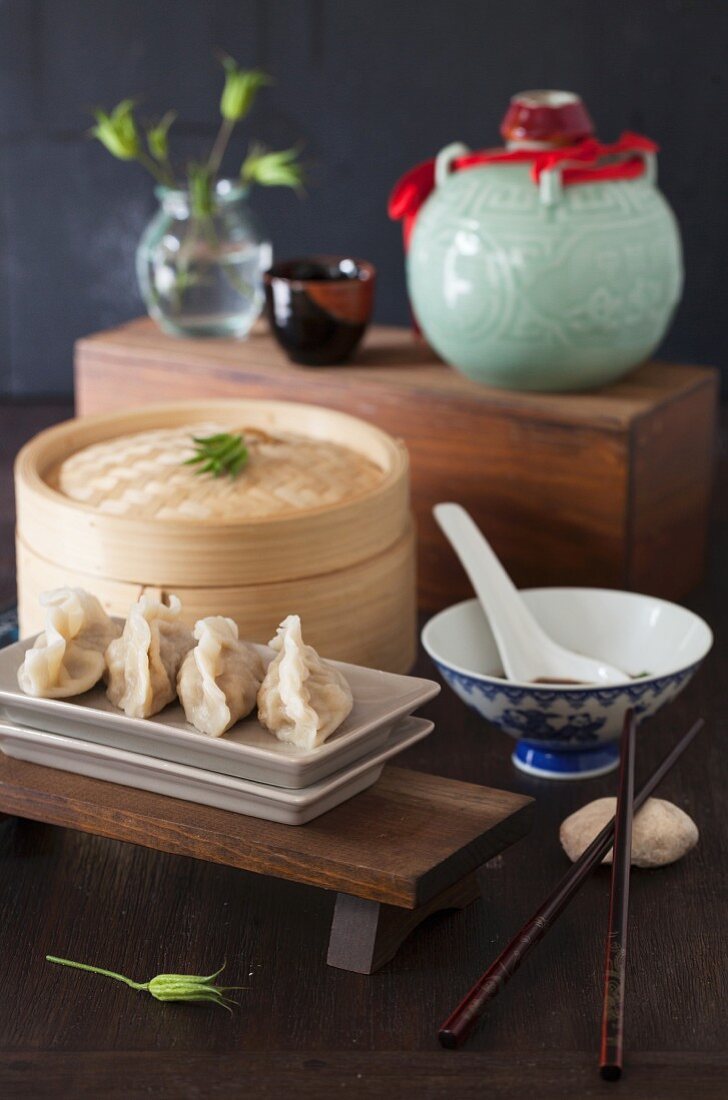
[501,90,595,148]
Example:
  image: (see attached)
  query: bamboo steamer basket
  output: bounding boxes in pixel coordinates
[15,400,416,672]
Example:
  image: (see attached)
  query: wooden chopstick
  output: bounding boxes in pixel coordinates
[438,714,704,1049]
[599,709,636,1080]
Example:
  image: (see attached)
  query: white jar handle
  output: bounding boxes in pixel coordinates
[539,148,658,206]
[641,150,657,184]
[538,166,564,207]
[435,142,471,189]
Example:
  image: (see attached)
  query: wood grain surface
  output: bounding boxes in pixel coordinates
[74,319,711,428]
[0,761,533,909]
[0,401,726,1099]
[75,319,719,607]
[2,1051,726,1100]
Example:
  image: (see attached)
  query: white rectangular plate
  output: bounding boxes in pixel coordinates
[0,716,433,825]
[0,636,439,788]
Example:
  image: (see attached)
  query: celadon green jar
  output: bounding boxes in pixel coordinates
[400,92,683,392]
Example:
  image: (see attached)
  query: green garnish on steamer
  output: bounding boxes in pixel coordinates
[184,432,248,478]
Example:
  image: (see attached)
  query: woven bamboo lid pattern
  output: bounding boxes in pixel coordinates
[55,423,384,521]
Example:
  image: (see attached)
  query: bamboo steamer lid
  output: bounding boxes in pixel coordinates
[55,423,385,521]
[15,400,411,587]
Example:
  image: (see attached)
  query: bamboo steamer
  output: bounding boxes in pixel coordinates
[15,400,416,671]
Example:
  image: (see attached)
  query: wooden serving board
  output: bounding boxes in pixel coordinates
[75,319,718,608]
[0,757,533,973]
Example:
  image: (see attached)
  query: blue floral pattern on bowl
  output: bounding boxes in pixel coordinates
[434,658,702,779]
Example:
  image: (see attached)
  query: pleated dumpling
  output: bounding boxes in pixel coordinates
[106,594,193,718]
[257,614,353,750]
[17,587,121,698]
[177,617,265,737]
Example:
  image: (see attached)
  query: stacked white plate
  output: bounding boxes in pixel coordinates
[0,637,440,824]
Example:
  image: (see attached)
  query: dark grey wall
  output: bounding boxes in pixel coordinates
[1,0,726,396]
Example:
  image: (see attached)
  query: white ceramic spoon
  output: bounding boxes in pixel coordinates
[434,502,629,685]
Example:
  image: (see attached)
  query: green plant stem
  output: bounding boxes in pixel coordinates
[157,154,177,188]
[138,149,174,187]
[46,955,148,991]
[207,116,235,178]
[173,213,255,310]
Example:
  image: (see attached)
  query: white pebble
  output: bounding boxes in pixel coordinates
[560,797,698,868]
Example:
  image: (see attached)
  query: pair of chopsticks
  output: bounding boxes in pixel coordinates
[439,712,704,1078]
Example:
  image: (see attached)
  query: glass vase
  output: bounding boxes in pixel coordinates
[136,180,271,338]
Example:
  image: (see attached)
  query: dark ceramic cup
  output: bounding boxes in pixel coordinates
[264,256,375,366]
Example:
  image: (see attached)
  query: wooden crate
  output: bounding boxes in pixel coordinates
[75,319,719,609]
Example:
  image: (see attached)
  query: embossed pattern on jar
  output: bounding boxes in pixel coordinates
[408,162,682,391]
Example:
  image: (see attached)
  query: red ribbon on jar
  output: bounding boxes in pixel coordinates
[389,132,659,248]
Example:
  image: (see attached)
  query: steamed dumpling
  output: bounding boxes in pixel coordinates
[257,614,353,750]
[18,587,121,698]
[177,617,265,737]
[106,594,193,718]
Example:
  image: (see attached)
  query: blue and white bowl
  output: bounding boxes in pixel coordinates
[421,588,712,780]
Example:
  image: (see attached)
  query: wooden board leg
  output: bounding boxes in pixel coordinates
[327,870,481,974]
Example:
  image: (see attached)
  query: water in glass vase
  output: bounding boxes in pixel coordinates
[137,182,271,339]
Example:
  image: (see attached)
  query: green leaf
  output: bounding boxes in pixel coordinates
[241,143,305,191]
[146,110,176,162]
[193,433,229,444]
[219,58,272,122]
[90,99,141,161]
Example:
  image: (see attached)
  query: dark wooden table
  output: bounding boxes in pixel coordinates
[1,402,726,1099]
